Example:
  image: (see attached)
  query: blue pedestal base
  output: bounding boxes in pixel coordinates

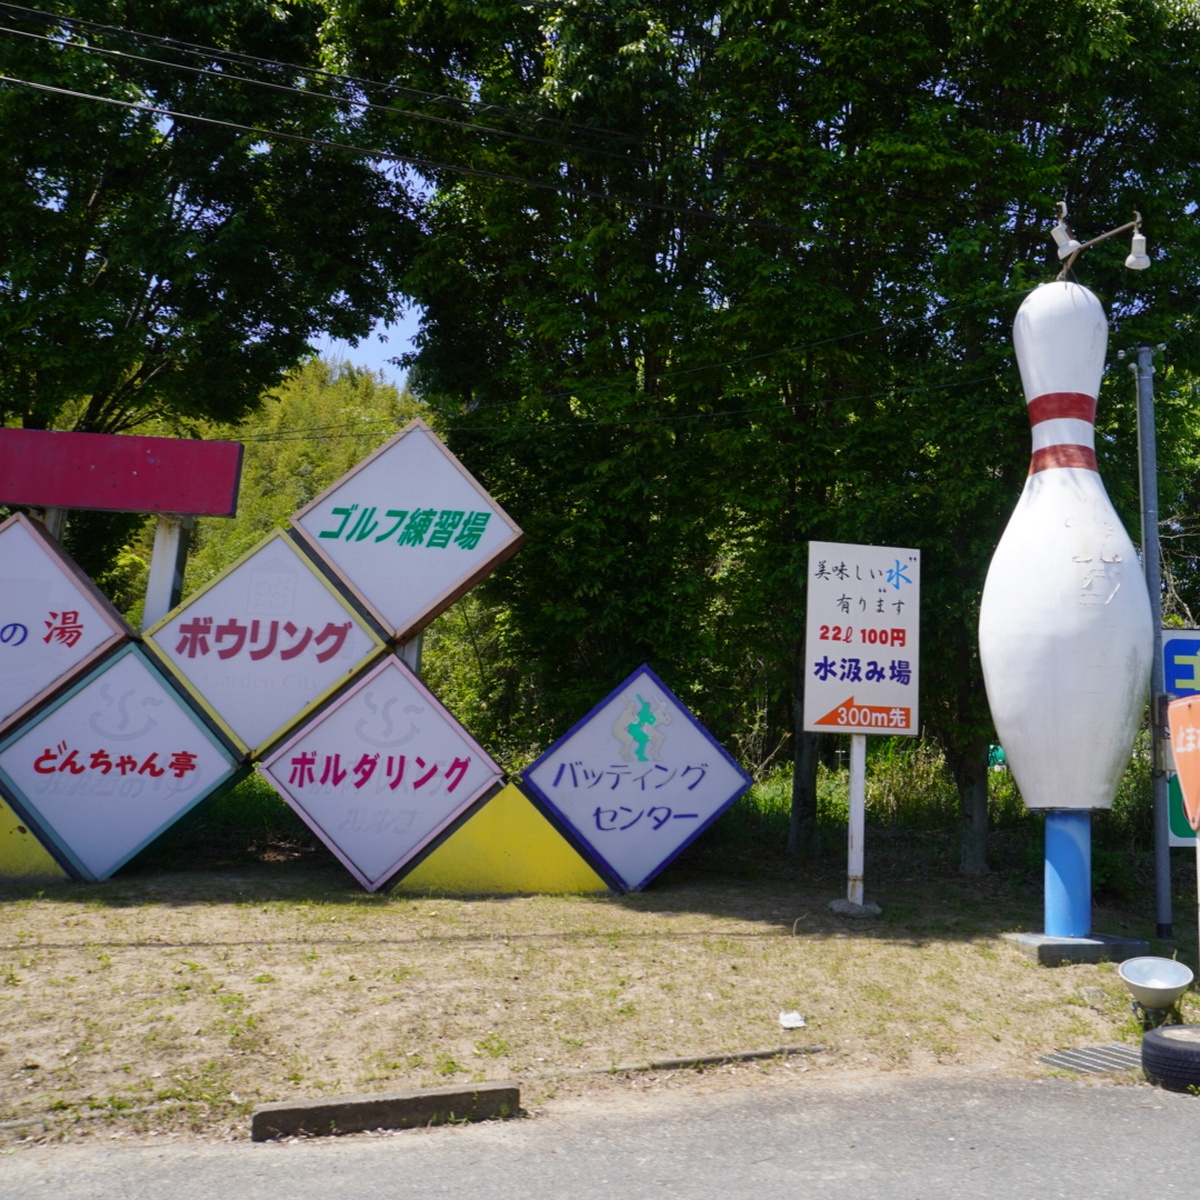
[1044,809,1091,938]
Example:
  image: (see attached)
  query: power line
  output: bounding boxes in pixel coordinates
[0,17,656,167]
[0,0,646,148]
[0,69,816,236]
[3,2,1002,235]
[0,1,811,183]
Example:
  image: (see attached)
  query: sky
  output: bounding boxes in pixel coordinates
[311,306,424,386]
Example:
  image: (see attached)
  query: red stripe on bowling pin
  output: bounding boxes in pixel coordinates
[1029,444,1098,472]
[1026,390,1097,475]
[1026,392,1097,425]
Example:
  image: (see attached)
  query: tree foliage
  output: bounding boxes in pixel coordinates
[9,1,1200,872]
[184,358,424,591]
[318,0,1200,871]
[0,0,416,434]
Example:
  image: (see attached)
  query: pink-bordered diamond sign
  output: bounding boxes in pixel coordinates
[0,644,245,880]
[522,665,752,891]
[143,531,385,756]
[0,513,133,735]
[258,655,502,891]
[290,418,524,643]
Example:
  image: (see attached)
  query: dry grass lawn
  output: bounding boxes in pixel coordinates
[0,841,1181,1146]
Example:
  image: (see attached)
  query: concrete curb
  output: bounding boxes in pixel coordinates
[250,1080,520,1142]
[249,1045,823,1141]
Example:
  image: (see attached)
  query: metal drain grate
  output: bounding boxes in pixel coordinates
[1039,1044,1142,1074]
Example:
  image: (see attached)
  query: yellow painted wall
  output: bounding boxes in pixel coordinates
[0,795,68,881]
[394,782,609,895]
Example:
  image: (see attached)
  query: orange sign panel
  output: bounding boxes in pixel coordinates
[1168,695,1200,832]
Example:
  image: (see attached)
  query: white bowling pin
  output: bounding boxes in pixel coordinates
[978,281,1152,811]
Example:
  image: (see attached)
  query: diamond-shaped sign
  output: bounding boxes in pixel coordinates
[522,665,752,891]
[0,513,132,734]
[259,655,503,891]
[289,418,524,642]
[0,644,245,880]
[144,531,385,755]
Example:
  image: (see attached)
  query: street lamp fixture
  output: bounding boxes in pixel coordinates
[1053,202,1149,279]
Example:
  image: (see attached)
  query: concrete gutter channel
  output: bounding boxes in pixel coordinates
[249,1045,827,1142]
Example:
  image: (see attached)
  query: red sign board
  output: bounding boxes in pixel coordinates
[0,429,242,516]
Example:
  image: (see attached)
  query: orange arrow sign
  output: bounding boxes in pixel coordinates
[812,696,912,731]
[1169,695,1200,832]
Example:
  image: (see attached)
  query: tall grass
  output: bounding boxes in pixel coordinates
[129,733,1156,888]
[730,733,1154,853]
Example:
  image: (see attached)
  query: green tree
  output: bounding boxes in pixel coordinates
[0,0,416,436]
[184,358,424,592]
[325,0,1200,871]
[93,358,420,625]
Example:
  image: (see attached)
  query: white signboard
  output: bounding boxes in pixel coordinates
[0,513,132,733]
[803,541,920,736]
[522,665,752,891]
[259,655,503,891]
[0,645,244,880]
[144,531,384,755]
[290,419,524,642]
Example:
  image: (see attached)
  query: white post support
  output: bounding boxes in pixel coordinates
[31,507,67,541]
[847,733,867,906]
[142,515,193,632]
[398,632,424,676]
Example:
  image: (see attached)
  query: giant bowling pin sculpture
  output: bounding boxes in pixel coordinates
[978,281,1152,938]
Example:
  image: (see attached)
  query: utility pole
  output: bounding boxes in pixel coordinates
[1132,342,1172,938]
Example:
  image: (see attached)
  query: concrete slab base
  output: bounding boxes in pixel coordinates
[250,1080,520,1142]
[1003,931,1150,967]
[828,898,883,918]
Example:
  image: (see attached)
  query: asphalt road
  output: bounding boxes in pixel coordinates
[2,1071,1195,1199]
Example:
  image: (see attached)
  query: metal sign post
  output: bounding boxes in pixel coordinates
[1132,344,1172,938]
[847,732,867,906]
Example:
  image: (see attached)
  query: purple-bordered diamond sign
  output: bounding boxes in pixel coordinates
[0,644,245,880]
[258,655,503,891]
[522,665,751,891]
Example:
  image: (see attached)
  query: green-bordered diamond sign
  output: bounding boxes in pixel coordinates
[0,644,245,880]
[144,531,384,756]
[290,419,524,642]
[258,655,503,891]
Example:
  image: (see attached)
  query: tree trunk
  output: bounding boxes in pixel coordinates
[948,740,990,874]
[788,643,820,856]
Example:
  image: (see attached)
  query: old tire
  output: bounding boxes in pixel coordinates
[1142,1026,1200,1092]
